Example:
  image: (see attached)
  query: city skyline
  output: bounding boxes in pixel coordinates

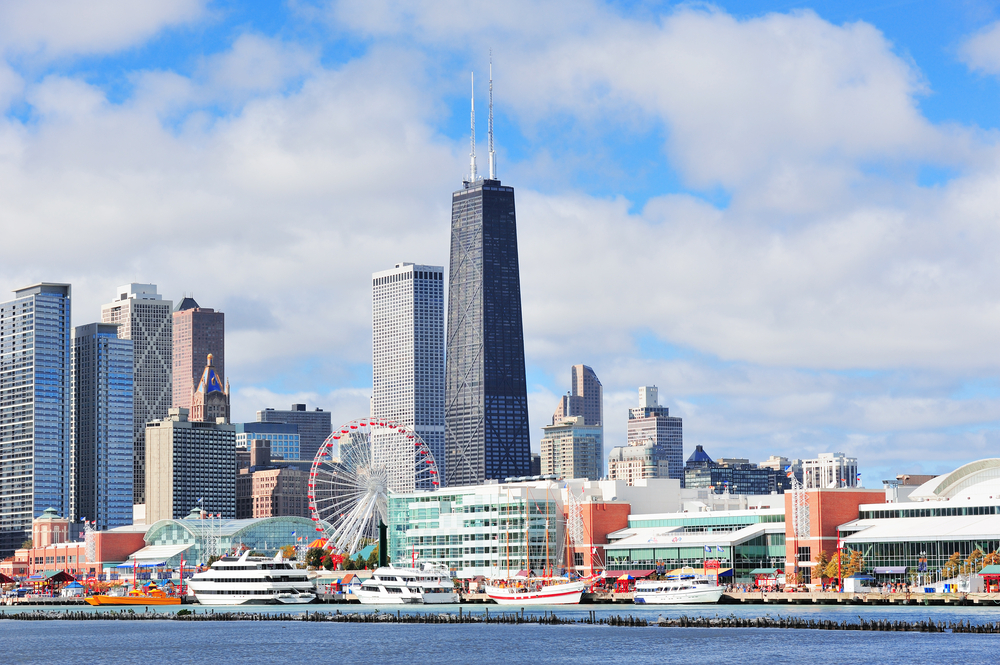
[5,2,1000,484]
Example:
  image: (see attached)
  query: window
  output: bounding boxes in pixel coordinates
[573,552,584,566]
[797,546,811,562]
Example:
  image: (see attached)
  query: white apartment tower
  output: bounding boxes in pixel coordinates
[101,283,173,505]
[802,452,859,489]
[372,263,445,488]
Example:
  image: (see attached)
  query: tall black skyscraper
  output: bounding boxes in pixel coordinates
[445,66,531,485]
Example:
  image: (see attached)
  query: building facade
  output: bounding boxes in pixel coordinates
[372,262,445,483]
[388,481,562,578]
[237,422,299,460]
[72,322,134,530]
[445,178,531,486]
[626,386,683,484]
[0,283,72,558]
[101,283,173,505]
[802,452,859,489]
[172,297,224,412]
[189,353,230,423]
[257,404,331,464]
[552,364,603,427]
[236,439,309,519]
[144,408,236,523]
[607,440,670,485]
[683,445,790,496]
[540,416,603,481]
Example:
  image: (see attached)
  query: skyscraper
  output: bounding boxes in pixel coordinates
[0,284,72,558]
[445,67,531,486]
[101,283,173,506]
[72,323,134,530]
[257,404,331,463]
[172,297,224,412]
[190,353,230,423]
[626,386,683,484]
[551,365,603,426]
[372,262,445,482]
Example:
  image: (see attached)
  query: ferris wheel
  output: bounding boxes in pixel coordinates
[308,418,440,556]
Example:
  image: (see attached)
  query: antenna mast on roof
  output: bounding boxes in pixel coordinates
[469,72,478,183]
[488,51,496,180]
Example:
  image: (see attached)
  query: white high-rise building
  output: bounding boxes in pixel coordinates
[102,283,173,505]
[802,452,859,489]
[372,263,445,488]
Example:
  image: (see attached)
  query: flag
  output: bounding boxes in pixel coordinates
[785,465,793,478]
[291,531,296,537]
[716,546,724,553]
[704,546,711,553]
[197,497,203,504]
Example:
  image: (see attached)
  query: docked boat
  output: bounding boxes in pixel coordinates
[85,585,180,606]
[354,563,458,604]
[275,591,316,604]
[632,576,723,604]
[188,550,314,605]
[484,578,587,605]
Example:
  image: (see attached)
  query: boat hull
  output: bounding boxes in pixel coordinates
[485,582,586,606]
[633,588,723,604]
[85,595,180,606]
[276,594,316,605]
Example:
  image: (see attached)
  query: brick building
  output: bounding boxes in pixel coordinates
[784,488,885,586]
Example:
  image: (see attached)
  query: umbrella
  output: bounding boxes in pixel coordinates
[618,574,634,581]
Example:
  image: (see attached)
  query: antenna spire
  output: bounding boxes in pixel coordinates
[469,72,478,183]
[488,51,496,180]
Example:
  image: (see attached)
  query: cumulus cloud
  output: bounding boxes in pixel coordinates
[2,2,1000,484]
[0,0,207,59]
[960,20,1000,75]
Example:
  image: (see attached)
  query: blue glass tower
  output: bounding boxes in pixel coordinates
[0,283,72,557]
[73,323,134,530]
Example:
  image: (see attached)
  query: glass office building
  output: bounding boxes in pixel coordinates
[72,322,134,530]
[388,481,563,578]
[445,179,531,486]
[0,284,72,558]
[237,422,300,461]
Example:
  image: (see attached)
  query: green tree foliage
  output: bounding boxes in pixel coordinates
[20,539,32,550]
[823,551,844,580]
[305,547,325,568]
[206,555,221,568]
[279,545,297,561]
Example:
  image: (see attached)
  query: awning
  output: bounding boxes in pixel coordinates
[603,569,655,579]
[873,566,907,574]
[0,572,13,584]
[118,542,194,567]
[749,568,782,576]
[978,565,1000,576]
[27,570,74,583]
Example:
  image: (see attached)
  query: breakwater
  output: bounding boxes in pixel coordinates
[5,608,1000,633]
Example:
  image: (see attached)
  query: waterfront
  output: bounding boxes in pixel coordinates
[3,604,1000,664]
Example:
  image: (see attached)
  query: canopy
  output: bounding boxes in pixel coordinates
[666,567,733,578]
[0,572,14,584]
[308,539,328,549]
[27,571,74,583]
[749,568,782,576]
[603,569,654,579]
[978,565,1000,576]
[873,566,907,574]
[846,573,875,580]
[118,542,193,567]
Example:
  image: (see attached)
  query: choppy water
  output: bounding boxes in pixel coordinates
[3,604,999,664]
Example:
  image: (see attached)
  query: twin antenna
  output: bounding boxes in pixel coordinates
[469,53,497,183]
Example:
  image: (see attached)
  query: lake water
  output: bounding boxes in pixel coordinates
[3,604,999,664]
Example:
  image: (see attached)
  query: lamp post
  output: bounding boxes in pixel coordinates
[837,541,842,593]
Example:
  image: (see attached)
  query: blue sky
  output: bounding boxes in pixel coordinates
[5,0,1000,484]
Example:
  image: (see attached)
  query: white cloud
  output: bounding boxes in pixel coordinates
[960,20,1000,75]
[0,0,207,59]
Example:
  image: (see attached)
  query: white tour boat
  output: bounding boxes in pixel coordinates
[484,578,587,605]
[632,576,723,605]
[188,550,315,605]
[354,563,459,605]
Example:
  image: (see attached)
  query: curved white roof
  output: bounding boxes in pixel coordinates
[909,458,1000,501]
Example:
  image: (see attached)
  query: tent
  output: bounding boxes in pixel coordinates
[843,573,875,593]
[0,572,14,584]
[308,538,328,549]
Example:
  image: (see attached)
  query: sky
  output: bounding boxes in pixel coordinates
[5,0,1000,485]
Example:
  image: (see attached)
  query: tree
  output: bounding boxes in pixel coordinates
[823,551,844,580]
[814,551,830,582]
[942,551,962,580]
[206,555,221,568]
[20,539,32,550]
[963,548,984,575]
[280,545,297,561]
[983,549,1000,567]
[843,550,864,578]
[305,547,325,568]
